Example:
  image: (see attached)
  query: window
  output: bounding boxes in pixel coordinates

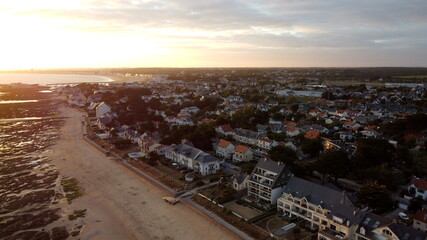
[330,224,336,231]
[382,229,392,236]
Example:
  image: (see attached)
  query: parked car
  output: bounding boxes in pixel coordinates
[398,212,409,221]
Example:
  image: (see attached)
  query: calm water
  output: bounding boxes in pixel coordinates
[0,73,113,85]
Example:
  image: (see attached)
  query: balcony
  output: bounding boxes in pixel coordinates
[250,177,273,187]
[318,229,347,240]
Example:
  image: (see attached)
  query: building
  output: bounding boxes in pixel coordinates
[234,128,266,145]
[277,177,427,240]
[165,142,220,176]
[215,124,233,136]
[257,138,278,150]
[355,219,427,240]
[233,145,253,162]
[216,139,235,159]
[247,159,293,205]
[408,178,427,200]
[277,177,356,234]
[305,130,321,139]
[232,173,249,191]
[413,209,427,233]
[96,102,111,119]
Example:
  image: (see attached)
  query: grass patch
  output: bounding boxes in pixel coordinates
[61,177,84,204]
[68,209,87,221]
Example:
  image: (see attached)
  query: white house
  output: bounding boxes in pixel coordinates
[233,145,253,162]
[216,139,235,159]
[215,124,233,136]
[165,143,220,176]
[408,178,427,200]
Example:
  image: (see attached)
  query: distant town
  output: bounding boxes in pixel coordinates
[40,67,426,240]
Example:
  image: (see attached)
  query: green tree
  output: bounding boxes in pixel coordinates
[269,146,297,165]
[301,139,323,157]
[352,139,394,168]
[230,106,269,130]
[315,150,349,183]
[358,182,394,213]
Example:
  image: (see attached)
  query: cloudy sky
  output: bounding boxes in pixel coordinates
[1,0,426,69]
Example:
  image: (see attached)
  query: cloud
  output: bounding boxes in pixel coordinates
[4,0,427,66]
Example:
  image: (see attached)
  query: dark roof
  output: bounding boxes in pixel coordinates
[356,212,391,239]
[283,177,352,209]
[387,222,427,240]
[252,159,293,189]
[168,144,218,164]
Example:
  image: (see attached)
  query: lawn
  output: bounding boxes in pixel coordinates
[222,200,262,220]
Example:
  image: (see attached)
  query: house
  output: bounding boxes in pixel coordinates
[355,220,427,240]
[408,178,427,200]
[181,106,200,114]
[343,121,361,129]
[96,102,111,119]
[224,169,250,191]
[233,128,266,145]
[233,145,253,162]
[286,127,301,137]
[165,142,220,176]
[257,138,278,150]
[215,124,233,136]
[414,209,427,233]
[155,144,169,156]
[97,114,112,130]
[247,159,293,205]
[124,129,141,143]
[339,131,354,141]
[361,129,379,138]
[141,140,159,155]
[280,141,298,152]
[216,139,235,159]
[232,173,250,191]
[305,130,321,139]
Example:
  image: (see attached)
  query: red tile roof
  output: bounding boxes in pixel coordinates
[218,139,231,148]
[304,130,321,139]
[235,145,249,153]
[410,178,427,191]
[219,124,233,133]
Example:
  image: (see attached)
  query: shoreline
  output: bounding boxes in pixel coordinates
[47,106,239,240]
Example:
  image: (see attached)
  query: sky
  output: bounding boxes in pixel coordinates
[0,0,426,69]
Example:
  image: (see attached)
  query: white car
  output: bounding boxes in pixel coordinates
[398,212,409,220]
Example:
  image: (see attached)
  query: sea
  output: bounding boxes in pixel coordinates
[0,73,113,85]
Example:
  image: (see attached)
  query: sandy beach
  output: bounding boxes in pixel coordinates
[48,107,239,240]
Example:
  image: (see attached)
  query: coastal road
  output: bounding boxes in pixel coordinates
[50,107,240,240]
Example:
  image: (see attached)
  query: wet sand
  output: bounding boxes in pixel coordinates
[48,107,238,240]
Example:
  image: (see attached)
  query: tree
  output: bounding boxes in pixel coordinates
[230,106,269,130]
[315,150,349,183]
[358,182,394,213]
[269,146,297,165]
[408,197,424,213]
[301,139,323,157]
[352,139,394,168]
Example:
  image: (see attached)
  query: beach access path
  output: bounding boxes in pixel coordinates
[49,107,240,240]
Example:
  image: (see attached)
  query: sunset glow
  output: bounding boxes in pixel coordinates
[1,0,426,69]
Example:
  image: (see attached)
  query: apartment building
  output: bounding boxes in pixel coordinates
[247,159,293,205]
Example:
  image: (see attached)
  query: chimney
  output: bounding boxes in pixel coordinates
[340,190,346,204]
